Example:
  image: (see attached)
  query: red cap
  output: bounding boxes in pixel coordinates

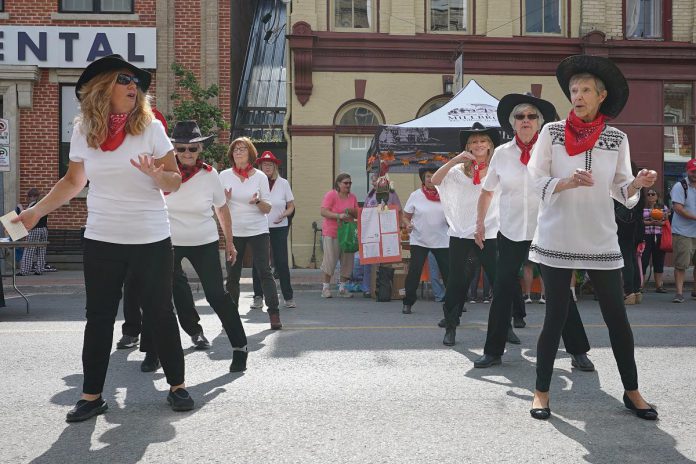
[255,151,282,166]
[687,159,696,172]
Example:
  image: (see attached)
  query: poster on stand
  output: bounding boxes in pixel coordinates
[358,205,402,264]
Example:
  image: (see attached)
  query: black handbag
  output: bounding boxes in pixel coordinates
[376,266,395,302]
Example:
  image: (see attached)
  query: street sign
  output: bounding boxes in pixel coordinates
[0,145,10,172]
[0,119,9,145]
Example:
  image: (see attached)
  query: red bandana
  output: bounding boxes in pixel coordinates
[564,110,607,156]
[515,132,538,166]
[421,185,440,202]
[100,113,128,151]
[472,160,487,185]
[164,158,212,195]
[233,164,254,179]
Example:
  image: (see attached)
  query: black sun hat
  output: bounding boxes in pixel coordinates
[496,93,558,137]
[75,54,152,101]
[170,121,215,148]
[556,55,629,119]
[459,122,502,151]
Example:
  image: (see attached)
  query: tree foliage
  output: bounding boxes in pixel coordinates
[169,62,230,166]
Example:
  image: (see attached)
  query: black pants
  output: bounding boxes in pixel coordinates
[619,238,641,294]
[121,271,142,338]
[444,237,497,328]
[536,265,638,392]
[483,235,590,357]
[403,245,449,306]
[252,226,293,301]
[226,234,279,313]
[641,233,665,275]
[141,240,248,352]
[82,238,184,394]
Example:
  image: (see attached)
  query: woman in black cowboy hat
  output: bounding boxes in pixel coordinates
[472,93,593,373]
[14,54,194,421]
[137,120,249,373]
[431,122,501,346]
[527,55,658,420]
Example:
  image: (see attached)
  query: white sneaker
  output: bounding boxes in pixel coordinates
[524,295,533,304]
[250,296,263,309]
[338,285,353,298]
[284,299,296,308]
[321,287,332,298]
[539,295,546,304]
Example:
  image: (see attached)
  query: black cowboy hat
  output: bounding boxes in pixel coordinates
[556,55,629,119]
[75,54,152,101]
[496,93,558,137]
[170,120,215,148]
[459,122,501,151]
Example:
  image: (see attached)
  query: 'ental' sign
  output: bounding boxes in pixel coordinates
[0,26,156,69]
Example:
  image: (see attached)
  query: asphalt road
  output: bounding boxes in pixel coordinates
[1,286,695,463]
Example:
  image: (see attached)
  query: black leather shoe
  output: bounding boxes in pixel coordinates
[570,353,595,372]
[623,393,658,420]
[230,350,248,373]
[66,397,108,422]
[191,331,211,350]
[140,352,160,372]
[530,406,551,420]
[402,304,412,314]
[507,327,521,345]
[167,388,194,412]
[474,353,502,368]
[513,317,526,328]
[443,327,456,346]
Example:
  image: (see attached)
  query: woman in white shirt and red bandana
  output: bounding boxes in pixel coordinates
[527,55,658,421]
[432,123,500,347]
[15,54,194,421]
[138,121,248,373]
[473,94,592,372]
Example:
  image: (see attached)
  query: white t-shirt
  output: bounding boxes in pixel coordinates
[218,168,271,237]
[528,121,638,270]
[403,188,449,248]
[69,120,173,244]
[267,177,294,228]
[436,166,500,239]
[483,140,540,242]
[165,168,226,246]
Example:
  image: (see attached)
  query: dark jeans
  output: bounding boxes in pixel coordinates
[403,245,449,306]
[642,233,665,275]
[141,241,248,352]
[536,265,638,392]
[252,226,293,301]
[444,237,497,328]
[619,238,641,294]
[82,238,184,394]
[226,234,279,313]
[484,235,590,357]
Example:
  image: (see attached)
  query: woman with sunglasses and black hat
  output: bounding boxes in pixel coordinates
[137,121,249,373]
[14,54,194,421]
[472,94,592,372]
[527,55,658,421]
[401,167,449,314]
[431,122,500,346]
[250,151,296,309]
[221,137,282,330]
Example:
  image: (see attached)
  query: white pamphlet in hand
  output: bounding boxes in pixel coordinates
[0,211,29,241]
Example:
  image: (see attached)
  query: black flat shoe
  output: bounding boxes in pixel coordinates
[570,353,595,372]
[167,388,195,412]
[474,353,502,368]
[507,327,521,345]
[443,327,456,346]
[530,406,551,420]
[513,316,526,328]
[66,397,108,422]
[623,393,658,420]
[402,304,412,314]
[141,352,161,372]
[230,350,248,373]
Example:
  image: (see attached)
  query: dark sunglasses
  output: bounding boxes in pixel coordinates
[647,192,657,196]
[116,73,141,86]
[514,113,540,120]
[176,146,199,153]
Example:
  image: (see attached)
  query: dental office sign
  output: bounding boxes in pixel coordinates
[0,27,156,68]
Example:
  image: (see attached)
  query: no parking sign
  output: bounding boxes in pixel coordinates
[0,145,9,172]
[0,119,9,145]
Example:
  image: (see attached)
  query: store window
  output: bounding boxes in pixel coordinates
[333,0,373,30]
[59,85,80,178]
[663,82,693,203]
[335,103,383,201]
[625,0,663,39]
[524,0,563,34]
[0,1,4,12]
[60,0,134,13]
[429,0,468,32]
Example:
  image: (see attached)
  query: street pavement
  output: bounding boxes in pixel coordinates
[1,271,695,463]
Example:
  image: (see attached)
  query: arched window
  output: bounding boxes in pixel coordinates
[417,96,451,118]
